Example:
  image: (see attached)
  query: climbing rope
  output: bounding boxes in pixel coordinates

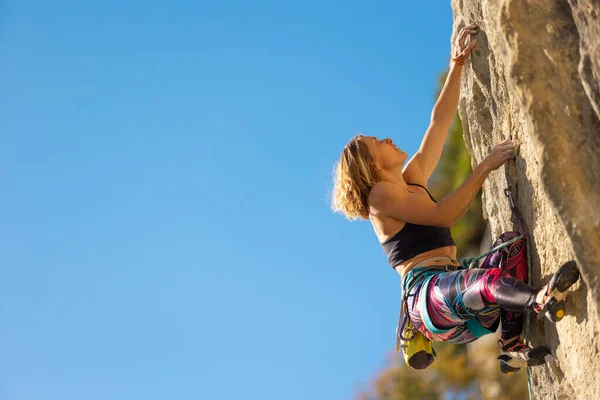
[504,188,535,400]
[459,234,524,269]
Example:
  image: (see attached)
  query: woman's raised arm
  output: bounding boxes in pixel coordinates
[413,24,478,181]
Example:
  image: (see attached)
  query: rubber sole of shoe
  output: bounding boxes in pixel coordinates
[539,261,580,323]
[526,345,552,366]
[499,361,520,374]
[498,345,552,374]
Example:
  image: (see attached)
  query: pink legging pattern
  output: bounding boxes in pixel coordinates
[406,232,529,344]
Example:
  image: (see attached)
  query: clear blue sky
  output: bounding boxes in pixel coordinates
[1,2,455,399]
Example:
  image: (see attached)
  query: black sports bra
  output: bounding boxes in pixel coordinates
[380,183,456,268]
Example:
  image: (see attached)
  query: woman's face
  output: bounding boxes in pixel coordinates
[361,136,407,169]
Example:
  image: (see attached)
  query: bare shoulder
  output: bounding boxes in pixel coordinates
[369,181,409,214]
[369,177,449,227]
[368,182,408,239]
[370,181,408,198]
[402,154,427,187]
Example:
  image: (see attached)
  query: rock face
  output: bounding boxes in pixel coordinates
[451,0,600,398]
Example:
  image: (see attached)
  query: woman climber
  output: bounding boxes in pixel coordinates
[331,23,580,373]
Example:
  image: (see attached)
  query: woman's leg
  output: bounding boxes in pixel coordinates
[406,266,533,344]
[475,232,547,372]
[479,231,527,343]
[406,240,538,345]
[407,232,579,345]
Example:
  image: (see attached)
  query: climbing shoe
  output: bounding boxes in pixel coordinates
[497,335,551,374]
[534,260,580,323]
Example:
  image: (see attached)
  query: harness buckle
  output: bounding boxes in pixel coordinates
[444,264,457,272]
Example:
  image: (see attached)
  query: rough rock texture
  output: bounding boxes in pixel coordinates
[451,0,600,399]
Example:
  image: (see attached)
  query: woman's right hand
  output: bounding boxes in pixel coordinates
[482,139,517,171]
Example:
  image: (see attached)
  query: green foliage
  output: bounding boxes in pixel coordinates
[355,340,530,400]
[354,342,481,400]
[430,115,486,255]
[428,74,486,256]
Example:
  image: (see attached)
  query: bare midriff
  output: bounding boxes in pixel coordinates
[394,245,461,278]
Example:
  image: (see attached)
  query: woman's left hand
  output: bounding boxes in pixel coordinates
[453,24,478,63]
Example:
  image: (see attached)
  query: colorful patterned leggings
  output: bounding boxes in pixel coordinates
[406,232,538,344]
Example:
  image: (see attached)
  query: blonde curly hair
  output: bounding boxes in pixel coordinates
[331,134,382,220]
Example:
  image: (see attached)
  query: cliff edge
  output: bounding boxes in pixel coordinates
[451,0,600,398]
